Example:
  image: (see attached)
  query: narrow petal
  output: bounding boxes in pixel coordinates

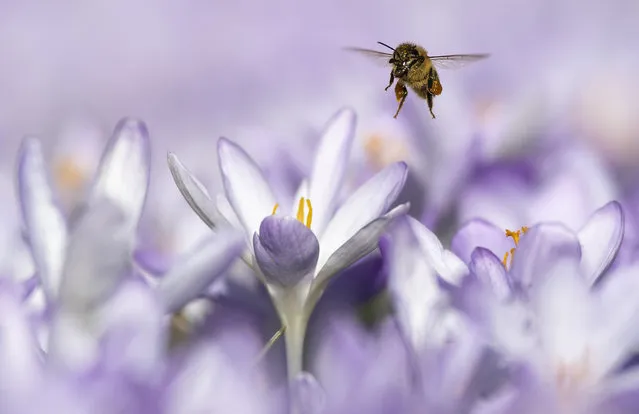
[451,219,513,265]
[17,137,68,300]
[290,179,309,216]
[308,108,356,236]
[57,199,133,312]
[509,223,582,290]
[408,217,468,285]
[386,216,452,350]
[253,216,319,288]
[578,200,624,285]
[318,162,408,270]
[167,152,220,229]
[218,137,276,238]
[469,248,512,301]
[216,194,243,230]
[311,203,409,303]
[156,228,245,313]
[89,118,150,229]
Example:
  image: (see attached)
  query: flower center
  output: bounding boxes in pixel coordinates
[272,198,313,229]
[502,226,529,269]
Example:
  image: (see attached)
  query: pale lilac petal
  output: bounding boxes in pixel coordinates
[17,137,68,300]
[408,217,468,285]
[469,247,512,301]
[167,152,219,229]
[578,201,624,285]
[451,219,513,265]
[292,372,326,414]
[253,216,319,287]
[89,118,150,229]
[290,179,309,216]
[509,223,582,290]
[311,203,409,302]
[57,200,133,312]
[594,264,639,375]
[218,137,276,238]
[216,194,243,230]
[317,162,408,270]
[386,216,452,350]
[157,228,245,313]
[308,108,356,236]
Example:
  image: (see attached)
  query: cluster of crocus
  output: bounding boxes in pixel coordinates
[3,107,639,414]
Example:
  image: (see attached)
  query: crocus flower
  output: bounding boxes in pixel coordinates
[168,107,409,380]
[454,222,639,413]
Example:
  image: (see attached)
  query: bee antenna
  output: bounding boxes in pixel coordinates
[377,41,395,51]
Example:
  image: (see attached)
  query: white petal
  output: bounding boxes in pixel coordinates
[578,201,624,285]
[17,137,68,300]
[290,179,309,216]
[408,217,468,285]
[217,138,276,238]
[317,162,407,270]
[216,194,243,230]
[308,108,356,236]
[167,152,220,229]
[89,118,150,229]
[310,203,409,308]
[157,228,244,313]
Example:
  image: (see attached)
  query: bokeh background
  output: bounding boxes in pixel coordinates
[1,0,638,275]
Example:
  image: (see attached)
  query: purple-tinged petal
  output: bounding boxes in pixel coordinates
[88,118,150,229]
[218,137,276,238]
[408,216,468,285]
[386,215,455,350]
[578,201,624,285]
[167,152,219,229]
[470,247,512,301]
[291,372,326,414]
[253,216,319,288]
[312,203,409,300]
[17,137,68,300]
[58,199,133,312]
[308,108,356,237]
[509,223,581,290]
[157,227,245,313]
[451,218,513,265]
[216,194,243,230]
[317,161,408,271]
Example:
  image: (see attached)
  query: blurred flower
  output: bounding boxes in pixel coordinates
[168,108,409,380]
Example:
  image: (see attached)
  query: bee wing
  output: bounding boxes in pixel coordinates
[429,54,489,70]
[343,46,393,67]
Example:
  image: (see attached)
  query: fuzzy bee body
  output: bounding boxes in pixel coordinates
[346,41,487,119]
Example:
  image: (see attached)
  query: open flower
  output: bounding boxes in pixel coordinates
[167,108,409,379]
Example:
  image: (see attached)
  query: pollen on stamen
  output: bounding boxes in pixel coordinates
[305,199,313,228]
[502,226,529,268]
[293,197,313,229]
[272,203,279,215]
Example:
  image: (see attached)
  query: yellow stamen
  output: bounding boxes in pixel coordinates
[270,198,313,229]
[296,198,305,223]
[305,199,313,228]
[272,203,279,215]
[502,226,529,269]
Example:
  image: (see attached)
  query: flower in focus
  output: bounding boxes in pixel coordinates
[167,107,409,379]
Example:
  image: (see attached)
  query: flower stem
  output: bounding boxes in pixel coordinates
[284,314,308,382]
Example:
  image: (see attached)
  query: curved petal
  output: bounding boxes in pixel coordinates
[469,247,512,301]
[167,152,219,229]
[318,162,408,270]
[311,203,409,305]
[17,137,68,300]
[509,223,582,290]
[408,217,468,285]
[57,199,133,312]
[156,228,245,313]
[253,216,319,288]
[308,108,356,236]
[578,201,624,285]
[217,137,276,238]
[451,218,513,265]
[89,118,150,229]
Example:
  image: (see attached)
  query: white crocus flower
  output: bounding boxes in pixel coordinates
[168,108,409,379]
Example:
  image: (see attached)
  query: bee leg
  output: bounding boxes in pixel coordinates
[393,81,408,119]
[384,72,395,91]
[426,93,436,119]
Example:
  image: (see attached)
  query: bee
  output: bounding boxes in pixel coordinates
[346,42,489,119]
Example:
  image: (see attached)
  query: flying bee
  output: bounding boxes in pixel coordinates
[346,42,489,119]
